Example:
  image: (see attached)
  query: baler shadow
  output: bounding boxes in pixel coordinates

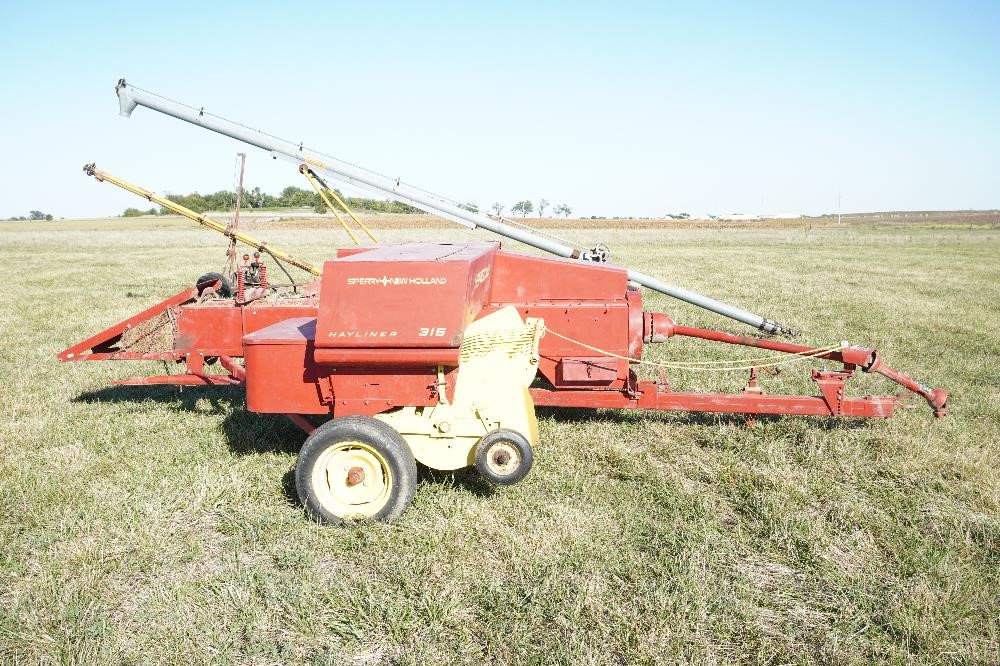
[417,464,497,498]
[74,383,241,413]
[72,385,495,503]
[280,467,301,509]
[72,384,305,456]
[537,406,868,430]
[277,466,495,515]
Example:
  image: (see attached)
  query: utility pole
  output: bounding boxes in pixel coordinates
[226,153,247,277]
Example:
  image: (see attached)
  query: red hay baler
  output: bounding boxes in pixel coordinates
[61,238,947,523]
[59,81,947,524]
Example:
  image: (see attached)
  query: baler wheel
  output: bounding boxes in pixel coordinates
[474,429,533,486]
[195,272,233,298]
[295,416,417,524]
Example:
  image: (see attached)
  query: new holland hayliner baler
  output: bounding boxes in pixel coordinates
[60,80,948,524]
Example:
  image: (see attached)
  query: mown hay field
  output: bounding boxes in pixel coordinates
[1,216,997,664]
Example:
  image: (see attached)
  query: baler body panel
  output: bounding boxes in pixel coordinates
[243,245,644,414]
[489,252,628,302]
[174,302,317,357]
[244,317,442,416]
[244,317,326,414]
[483,252,638,387]
[481,302,634,387]
[316,242,497,349]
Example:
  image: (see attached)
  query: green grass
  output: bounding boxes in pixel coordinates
[1,218,998,664]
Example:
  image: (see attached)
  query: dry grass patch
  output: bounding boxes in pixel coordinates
[0,217,998,664]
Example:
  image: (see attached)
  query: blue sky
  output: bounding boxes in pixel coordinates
[1,1,998,218]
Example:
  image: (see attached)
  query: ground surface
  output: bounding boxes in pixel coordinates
[1,215,997,665]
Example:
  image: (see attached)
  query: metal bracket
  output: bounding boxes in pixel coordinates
[812,369,853,416]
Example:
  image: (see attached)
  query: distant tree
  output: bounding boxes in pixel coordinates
[122,208,144,217]
[45,214,53,221]
[165,192,209,213]
[537,199,549,218]
[278,186,317,208]
[243,187,262,208]
[344,197,419,214]
[29,210,45,220]
[491,202,504,216]
[314,202,328,214]
[243,186,277,209]
[461,202,480,214]
[511,200,533,217]
[202,190,233,211]
[554,203,572,218]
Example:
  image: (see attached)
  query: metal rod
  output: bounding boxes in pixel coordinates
[226,152,246,277]
[302,166,379,243]
[84,162,321,277]
[301,167,361,244]
[114,79,795,335]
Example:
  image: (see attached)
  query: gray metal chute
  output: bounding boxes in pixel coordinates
[114,79,796,335]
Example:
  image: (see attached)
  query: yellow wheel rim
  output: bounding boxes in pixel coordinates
[311,441,393,519]
[485,442,521,477]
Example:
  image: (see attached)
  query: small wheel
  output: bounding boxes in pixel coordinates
[196,272,232,298]
[295,416,417,524]
[475,429,533,486]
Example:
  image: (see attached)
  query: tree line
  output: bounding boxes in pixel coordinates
[6,210,53,221]
[123,185,421,217]
[123,190,574,220]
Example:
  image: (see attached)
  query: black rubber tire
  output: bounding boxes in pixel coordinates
[474,429,533,486]
[295,416,417,525]
[196,272,232,298]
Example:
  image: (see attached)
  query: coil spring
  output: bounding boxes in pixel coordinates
[237,265,245,302]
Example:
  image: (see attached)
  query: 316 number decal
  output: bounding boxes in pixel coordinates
[418,327,447,337]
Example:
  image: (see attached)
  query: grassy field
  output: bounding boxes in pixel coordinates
[1,216,998,664]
